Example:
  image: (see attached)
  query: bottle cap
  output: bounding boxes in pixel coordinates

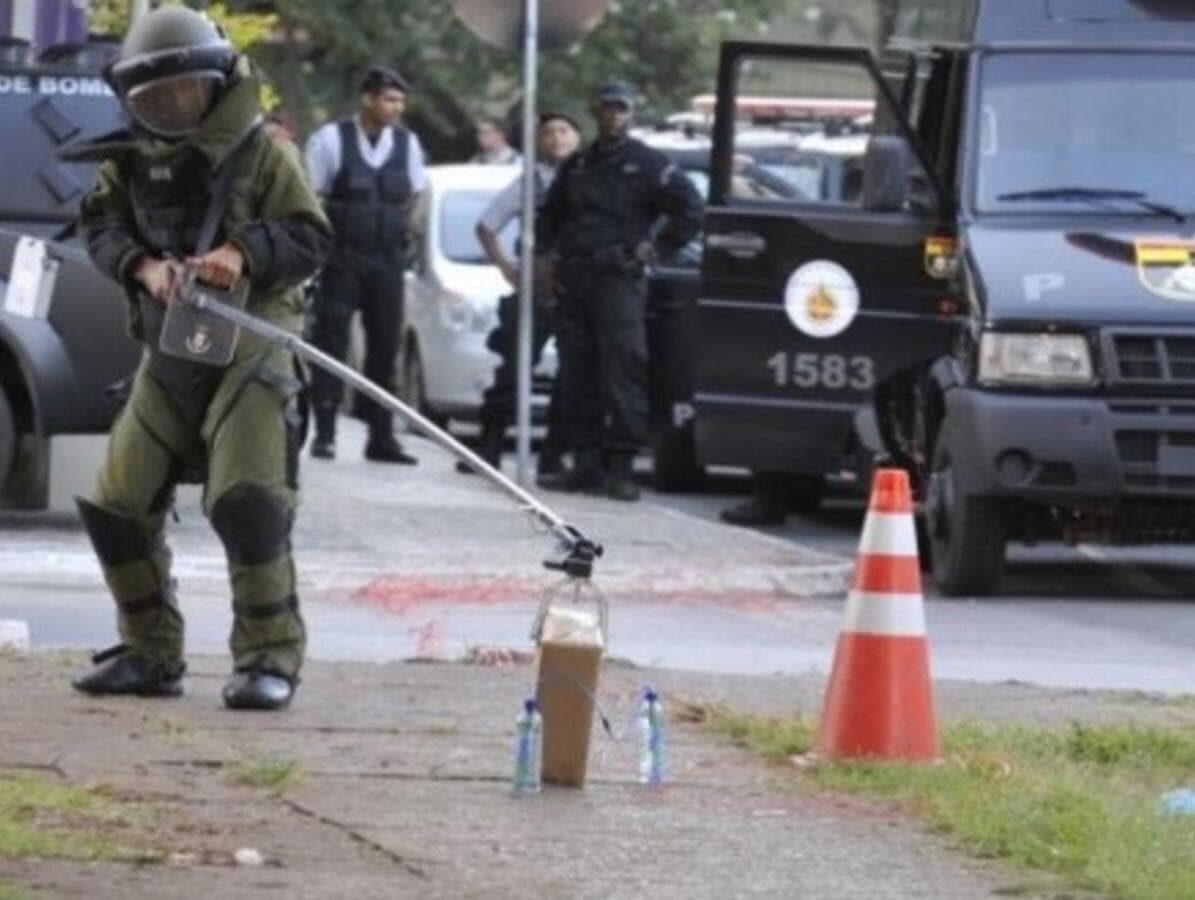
[524,697,538,713]
[644,687,658,702]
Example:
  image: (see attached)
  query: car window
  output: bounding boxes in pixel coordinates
[439,189,518,265]
[727,55,928,210]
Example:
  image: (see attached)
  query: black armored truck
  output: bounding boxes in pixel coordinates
[694,0,1195,593]
[0,37,137,509]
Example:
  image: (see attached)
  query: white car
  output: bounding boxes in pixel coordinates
[398,163,556,424]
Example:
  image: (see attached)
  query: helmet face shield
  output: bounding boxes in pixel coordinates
[125,72,222,138]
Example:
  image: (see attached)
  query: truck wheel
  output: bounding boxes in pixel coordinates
[651,426,704,493]
[0,385,14,491]
[400,343,447,430]
[925,432,1006,596]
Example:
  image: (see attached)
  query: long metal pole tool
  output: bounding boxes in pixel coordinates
[184,291,603,580]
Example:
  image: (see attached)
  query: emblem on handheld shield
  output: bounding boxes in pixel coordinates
[1135,239,1195,302]
[185,325,212,356]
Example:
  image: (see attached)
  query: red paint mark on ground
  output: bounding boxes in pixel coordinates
[349,576,541,614]
[346,574,806,617]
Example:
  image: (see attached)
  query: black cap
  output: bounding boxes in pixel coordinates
[594,79,634,109]
[360,64,409,95]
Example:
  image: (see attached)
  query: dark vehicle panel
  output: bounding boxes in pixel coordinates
[0,231,134,433]
[693,41,953,484]
[0,38,137,507]
[968,223,1195,328]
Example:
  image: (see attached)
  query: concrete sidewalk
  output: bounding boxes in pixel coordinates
[7,651,1189,899]
[0,651,1022,900]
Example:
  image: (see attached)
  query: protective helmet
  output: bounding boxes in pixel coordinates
[106,7,236,139]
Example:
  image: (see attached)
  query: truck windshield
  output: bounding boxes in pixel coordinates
[975,52,1195,215]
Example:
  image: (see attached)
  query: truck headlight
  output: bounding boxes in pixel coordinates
[978,332,1095,386]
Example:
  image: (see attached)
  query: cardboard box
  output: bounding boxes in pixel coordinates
[534,604,604,787]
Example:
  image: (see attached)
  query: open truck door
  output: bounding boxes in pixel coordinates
[694,41,956,488]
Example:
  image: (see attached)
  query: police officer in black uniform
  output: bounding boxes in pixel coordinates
[536,80,703,501]
[304,65,425,464]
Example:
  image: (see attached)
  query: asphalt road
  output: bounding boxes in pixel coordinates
[647,470,1195,694]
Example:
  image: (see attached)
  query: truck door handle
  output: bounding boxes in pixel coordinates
[706,231,766,259]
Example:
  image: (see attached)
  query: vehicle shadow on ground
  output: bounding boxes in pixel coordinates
[0,511,79,532]
[995,555,1195,602]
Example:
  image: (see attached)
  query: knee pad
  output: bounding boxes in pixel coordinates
[76,498,146,567]
[210,483,291,566]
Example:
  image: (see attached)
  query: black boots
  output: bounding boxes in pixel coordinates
[720,495,786,526]
[71,647,296,711]
[71,645,185,698]
[720,472,825,526]
[222,670,295,711]
[457,417,505,474]
[364,430,418,465]
[538,449,639,499]
[311,404,337,460]
[537,422,565,477]
[604,454,640,502]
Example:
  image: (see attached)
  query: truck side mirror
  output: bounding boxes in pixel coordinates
[860,135,911,212]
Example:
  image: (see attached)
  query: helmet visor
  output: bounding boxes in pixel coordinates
[125,72,221,138]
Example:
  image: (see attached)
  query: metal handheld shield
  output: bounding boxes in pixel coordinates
[158,277,249,367]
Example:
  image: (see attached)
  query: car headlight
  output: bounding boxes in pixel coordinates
[439,292,495,334]
[978,332,1095,386]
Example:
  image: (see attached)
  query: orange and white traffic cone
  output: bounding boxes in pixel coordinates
[817,468,938,761]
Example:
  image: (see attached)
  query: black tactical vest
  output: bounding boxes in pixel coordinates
[124,146,231,421]
[129,146,214,256]
[325,119,412,253]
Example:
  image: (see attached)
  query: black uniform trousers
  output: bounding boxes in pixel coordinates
[308,246,404,434]
[481,294,563,439]
[555,266,649,458]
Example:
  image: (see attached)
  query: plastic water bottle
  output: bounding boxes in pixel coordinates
[1159,787,1195,816]
[511,698,542,794]
[637,687,664,785]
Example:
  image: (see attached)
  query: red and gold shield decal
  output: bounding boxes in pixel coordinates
[1135,239,1195,301]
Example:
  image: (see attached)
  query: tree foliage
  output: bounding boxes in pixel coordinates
[97,0,892,157]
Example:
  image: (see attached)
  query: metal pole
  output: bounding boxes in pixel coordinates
[184,291,598,568]
[514,0,539,486]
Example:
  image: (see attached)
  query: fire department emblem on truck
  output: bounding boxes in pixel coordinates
[1135,239,1195,302]
[783,260,860,338]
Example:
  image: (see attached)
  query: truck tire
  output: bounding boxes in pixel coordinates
[651,425,704,493]
[925,428,1006,597]
[0,385,14,491]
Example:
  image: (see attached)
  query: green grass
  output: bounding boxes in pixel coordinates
[226,757,302,793]
[704,711,1195,900]
[0,881,30,900]
[0,772,156,864]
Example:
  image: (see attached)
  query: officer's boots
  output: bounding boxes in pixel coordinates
[310,403,337,460]
[361,408,418,464]
[457,416,505,475]
[538,447,605,494]
[364,429,418,465]
[536,420,566,477]
[605,453,641,502]
[720,495,786,526]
